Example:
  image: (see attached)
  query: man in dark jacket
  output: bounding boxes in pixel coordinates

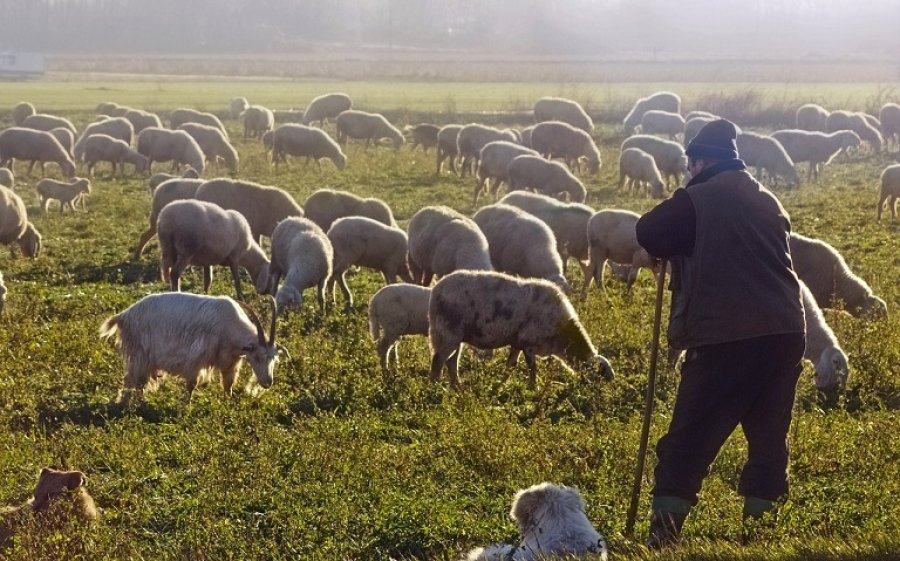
[635,119,806,547]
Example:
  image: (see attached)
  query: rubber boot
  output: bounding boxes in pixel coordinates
[646,496,691,549]
[743,496,776,519]
[741,496,777,544]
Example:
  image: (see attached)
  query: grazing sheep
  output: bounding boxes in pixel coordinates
[177,122,239,173]
[770,129,861,182]
[799,280,850,392]
[684,110,717,122]
[134,178,205,258]
[136,127,206,175]
[623,91,681,134]
[0,167,13,188]
[368,284,432,373]
[73,117,134,161]
[303,188,395,232]
[271,124,346,170]
[261,130,275,158]
[123,108,163,134]
[683,116,713,147]
[243,105,275,140]
[436,124,463,175]
[0,127,76,178]
[789,232,887,318]
[878,103,900,150]
[147,168,200,192]
[582,209,654,297]
[506,155,587,202]
[335,110,404,149]
[407,206,492,285]
[195,179,304,242]
[100,292,279,403]
[35,177,91,213]
[736,132,800,187]
[82,134,149,178]
[621,134,688,188]
[457,124,520,178]
[49,127,74,157]
[10,102,36,126]
[796,104,830,131]
[617,147,666,198]
[428,270,614,387]
[848,113,884,153]
[169,108,228,137]
[268,217,333,312]
[473,203,568,291]
[407,123,440,153]
[519,125,536,149]
[640,110,685,140]
[0,270,5,314]
[302,93,353,126]
[0,186,41,259]
[96,101,124,116]
[475,140,539,202]
[466,483,608,561]
[878,164,900,220]
[533,97,594,133]
[21,113,77,136]
[530,121,602,175]
[157,200,269,300]
[326,216,413,307]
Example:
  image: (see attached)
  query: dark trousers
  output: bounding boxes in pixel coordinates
[652,332,805,505]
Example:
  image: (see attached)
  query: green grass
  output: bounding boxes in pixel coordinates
[0,79,897,560]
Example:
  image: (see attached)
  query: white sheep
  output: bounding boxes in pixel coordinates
[473,203,569,291]
[134,178,205,258]
[303,188,395,232]
[623,91,681,134]
[195,178,304,242]
[428,270,614,388]
[475,140,539,202]
[533,97,593,133]
[682,116,713,147]
[0,185,42,259]
[519,125,536,149]
[617,147,665,198]
[73,117,134,161]
[878,164,900,220]
[530,121,602,175]
[335,110,404,149]
[581,209,654,297]
[326,216,413,308]
[243,105,274,140]
[736,132,800,187]
[122,108,162,134]
[271,124,346,170]
[0,127,76,178]
[789,232,887,318]
[21,113,77,136]
[620,134,688,188]
[10,102,36,126]
[436,124,463,175]
[848,113,883,153]
[799,280,850,393]
[640,110,685,140]
[177,122,239,173]
[49,127,75,157]
[878,103,900,150]
[136,127,206,175]
[229,97,249,119]
[302,93,353,127]
[82,134,149,178]
[456,124,519,178]
[407,123,440,153]
[770,129,860,182]
[0,167,13,188]
[147,168,200,192]
[368,284,432,373]
[506,155,587,203]
[796,104,829,131]
[268,217,333,312]
[157,199,270,301]
[169,108,228,138]
[96,101,125,116]
[684,110,717,121]
[0,270,5,314]
[35,177,91,213]
[100,292,280,404]
[407,206,492,285]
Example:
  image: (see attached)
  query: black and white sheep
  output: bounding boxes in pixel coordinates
[271,124,346,170]
[335,110,404,150]
[0,186,41,259]
[243,105,274,140]
[506,155,587,203]
[368,284,432,373]
[620,134,688,189]
[530,121,602,175]
[582,209,654,297]
[456,124,520,178]
[617,147,665,198]
[303,189,395,232]
[436,124,463,175]
[770,129,860,182]
[623,91,681,134]
[640,110,685,140]
[407,206,492,285]
[73,117,134,161]
[533,97,593,133]
[134,178,205,258]
[302,93,353,127]
[799,280,850,392]
[169,108,228,138]
[177,122,239,173]
[407,123,441,153]
[35,177,91,213]
[475,140,539,203]
[0,127,76,178]
[736,132,800,187]
[123,109,163,134]
[878,164,900,220]
[82,134,149,178]
[195,178,304,243]
[136,127,206,175]
[268,217,333,312]
[796,104,829,131]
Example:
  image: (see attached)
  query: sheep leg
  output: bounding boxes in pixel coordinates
[524,351,538,389]
[203,266,214,293]
[229,263,244,301]
[336,271,353,308]
[316,279,327,311]
[505,348,520,367]
[268,270,282,296]
[134,227,155,259]
[435,149,444,174]
[473,175,485,204]
[26,160,36,177]
[596,258,608,290]
[221,364,238,398]
[421,271,434,287]
[580,258,596,299]
[377,336,395,373]
[447,346,463,389]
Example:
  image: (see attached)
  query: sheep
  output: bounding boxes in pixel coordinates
[96,101,124,116]
[133,178,205,258]
[428,270,614,388]
[229,97,249,119]
[82,134,149,178]
[736,132,800,187]
[73,117,134,161]
[770,129,861,182]
[530,121,602,175]
[261,130,275,159]
[302,93,353,127]
[268,217,333,312]
[0,127,76,178]
[123,108,163,134]
[799,280,850,393]
[194,179,304,243]
[0,270,5,315]
[506,155,587,203]
[436,124,463,175]
[796,104,830,131]
[475,140,539,202]
[49,127,75,157]
[177,122,239,173]
[878,103,900,149]
[684,110,717,122]
[581,209,654,297]
[0,186,41,259]
[326,216,413,308]
[789,232,887,318]
[35,177,91,213]
[271,124,346,170]
[0,167,13,188]
[303,188,396,232]
[169,108,228,137]
[335,110,404,149]
[617,147,666,198]
[407,206,492,285]
[368,284,432,373]
[533,97,593,133]
[100,292,280,404]
[640,110,685,140]
[683,116,713,147]
[878,164,900,220]
[243,105,275,140]
[0,468,98,550]
[157,199,270,301]
[519,125,536,149]
[861,113,881,130]
[21,113,77,136]
[621,134,688,188]
[623,91,681,134]
[456,124,520,178]
[848,113,884,153]
[10,102,36,126]
[407,123,440,153]
[147,168,200,192]
[473,203,569,291]
[136,127,206,175]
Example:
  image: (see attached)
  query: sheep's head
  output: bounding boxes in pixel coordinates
[76,178,91,194]
[30,468,86,511]
[814,347,849,392]
[589,354,615,381]
[862,295,888,319]
[239,296,280,390]
[19,223,42,259]
[275,285,302,313]
[510,483,586,534]
[182,167,200,179]
[650,180,665,199]
[333,151,347,170]
[391,132,405,150]
[840,131,861,150]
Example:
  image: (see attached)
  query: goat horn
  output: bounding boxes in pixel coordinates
[267,295,278,344]
[238,300,266,345]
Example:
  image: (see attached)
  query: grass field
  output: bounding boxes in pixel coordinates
[0,78,897,560]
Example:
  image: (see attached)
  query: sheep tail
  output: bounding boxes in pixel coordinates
[367,305,381,342]
[98,313,121,342]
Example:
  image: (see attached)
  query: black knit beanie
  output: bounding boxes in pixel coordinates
[686,119,739,161]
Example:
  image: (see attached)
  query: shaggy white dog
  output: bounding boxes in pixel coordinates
[467,482,608,560]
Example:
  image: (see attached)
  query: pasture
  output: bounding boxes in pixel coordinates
[0,78,897,560]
